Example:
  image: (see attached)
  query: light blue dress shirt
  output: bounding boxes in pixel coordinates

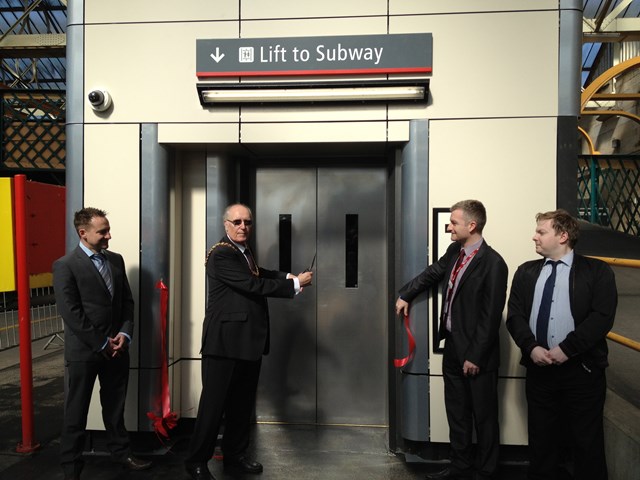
[529,250,575,349]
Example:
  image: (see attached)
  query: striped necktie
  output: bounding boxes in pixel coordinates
[94,253,113,296]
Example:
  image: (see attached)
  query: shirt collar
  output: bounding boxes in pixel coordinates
[79,241,99,257]
[545,249,574,267]
[226,235,247,253]
[461,237,483,256]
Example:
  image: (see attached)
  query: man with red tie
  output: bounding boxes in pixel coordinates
[396,200,508,480]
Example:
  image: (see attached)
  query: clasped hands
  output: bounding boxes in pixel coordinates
[102,333,128,359]
[530,345,568,366]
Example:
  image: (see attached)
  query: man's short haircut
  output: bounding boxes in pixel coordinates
[74,207,107,234]
[535,209,580,248]
[223,203,253,221]
[451,199,487,233]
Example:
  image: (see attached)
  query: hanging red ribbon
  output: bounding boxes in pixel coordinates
[394,314,416,368]
[146,280,178,439]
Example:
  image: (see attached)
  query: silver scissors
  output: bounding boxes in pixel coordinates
[304,252,317,272]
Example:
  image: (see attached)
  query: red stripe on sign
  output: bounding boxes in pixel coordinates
[196,66,432,78]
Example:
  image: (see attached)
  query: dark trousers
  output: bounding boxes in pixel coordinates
[526,360,607,480]
[186,355,262,465]
[60,355,130,475]
[443,338,500,478]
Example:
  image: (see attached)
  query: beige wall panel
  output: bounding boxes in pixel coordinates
[158,123,240,144]
[242,0,388,19]
[428,117,557,378]
[389,11,558,119]
[84,22,239,124]
[241,104,387,123]
[388,121,410,142]
[83,125,141,349]
[240,16,387,38]
[499,378,528,445]
[84,124,141,431]
[181,360,203,419]
[391,0,558,15]
[179,153,207,360]
[241,121,387,143]
[86,0,238,23]
[429,376,448,442]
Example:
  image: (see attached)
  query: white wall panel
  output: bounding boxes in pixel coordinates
[84,123,141,430]
[391,0,558,15]
[241,121,387,143]
[84,22,239,123]
[85,0,238,23]
[389,11,559,119]
[242,0,388,19]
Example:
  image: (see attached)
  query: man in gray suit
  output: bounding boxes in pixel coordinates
[53,207,151,480]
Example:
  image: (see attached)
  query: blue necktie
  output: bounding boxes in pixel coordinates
[536,260,560,349]
[94,253,113,296]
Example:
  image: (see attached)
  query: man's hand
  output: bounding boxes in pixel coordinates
[530,346,553,366]
[297,271,313,287]
[548,346,568,365]
[463,360,480,377]
[110,333,128,357]
[395,298,409,316]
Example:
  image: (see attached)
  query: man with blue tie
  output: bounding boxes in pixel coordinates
[53,208,151,480]
[507,209,617,480]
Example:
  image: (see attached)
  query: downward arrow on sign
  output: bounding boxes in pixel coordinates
[210,47,225,63]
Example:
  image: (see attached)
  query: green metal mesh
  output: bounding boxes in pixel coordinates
[578,155,640,236]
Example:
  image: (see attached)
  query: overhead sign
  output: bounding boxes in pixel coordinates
[196,33,432,78]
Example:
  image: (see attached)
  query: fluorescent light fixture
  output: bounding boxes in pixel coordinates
[197,80,429,105]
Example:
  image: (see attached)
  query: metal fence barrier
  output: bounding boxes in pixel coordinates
[0,286,63,351]
[578,155,640,236]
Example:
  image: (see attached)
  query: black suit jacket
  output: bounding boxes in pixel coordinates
[53,246,134,362]
[506,253,617,368]
[201,236,296,361]
[399,240,508,371]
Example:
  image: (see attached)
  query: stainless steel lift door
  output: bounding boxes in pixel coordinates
[255,167,388,426]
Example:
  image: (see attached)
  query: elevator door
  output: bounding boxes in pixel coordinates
[255,166,387,426]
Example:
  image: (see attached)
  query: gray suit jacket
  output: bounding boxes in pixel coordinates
[53,246,134,362]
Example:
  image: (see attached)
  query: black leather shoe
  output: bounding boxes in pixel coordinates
[118,455,152,470]
[224,455,263,474]
[185,463,216,480]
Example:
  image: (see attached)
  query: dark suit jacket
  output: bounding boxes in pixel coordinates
[53,246,134,362]
[399,240,508,371]
[201,236,296,361]
[506,254,617,368]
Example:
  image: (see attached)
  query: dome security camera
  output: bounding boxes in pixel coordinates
[87,89,112,112]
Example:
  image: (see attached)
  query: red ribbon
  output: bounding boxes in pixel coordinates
[146,279,178,439]
[394,314,416,368]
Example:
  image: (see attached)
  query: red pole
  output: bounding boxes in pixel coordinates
[14,174,39,453]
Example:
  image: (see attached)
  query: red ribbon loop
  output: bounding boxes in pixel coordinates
[394,313,416,368]
[146,279,178,440]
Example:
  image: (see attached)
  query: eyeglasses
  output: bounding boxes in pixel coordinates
[225,219,253,227]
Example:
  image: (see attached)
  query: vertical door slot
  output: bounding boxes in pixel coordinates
[345,214,358,288]
[279,214,292,273]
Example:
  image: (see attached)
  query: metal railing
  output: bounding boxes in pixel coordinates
[578,155,640,236]
[589,255,640,353]
[0,286,63,351]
